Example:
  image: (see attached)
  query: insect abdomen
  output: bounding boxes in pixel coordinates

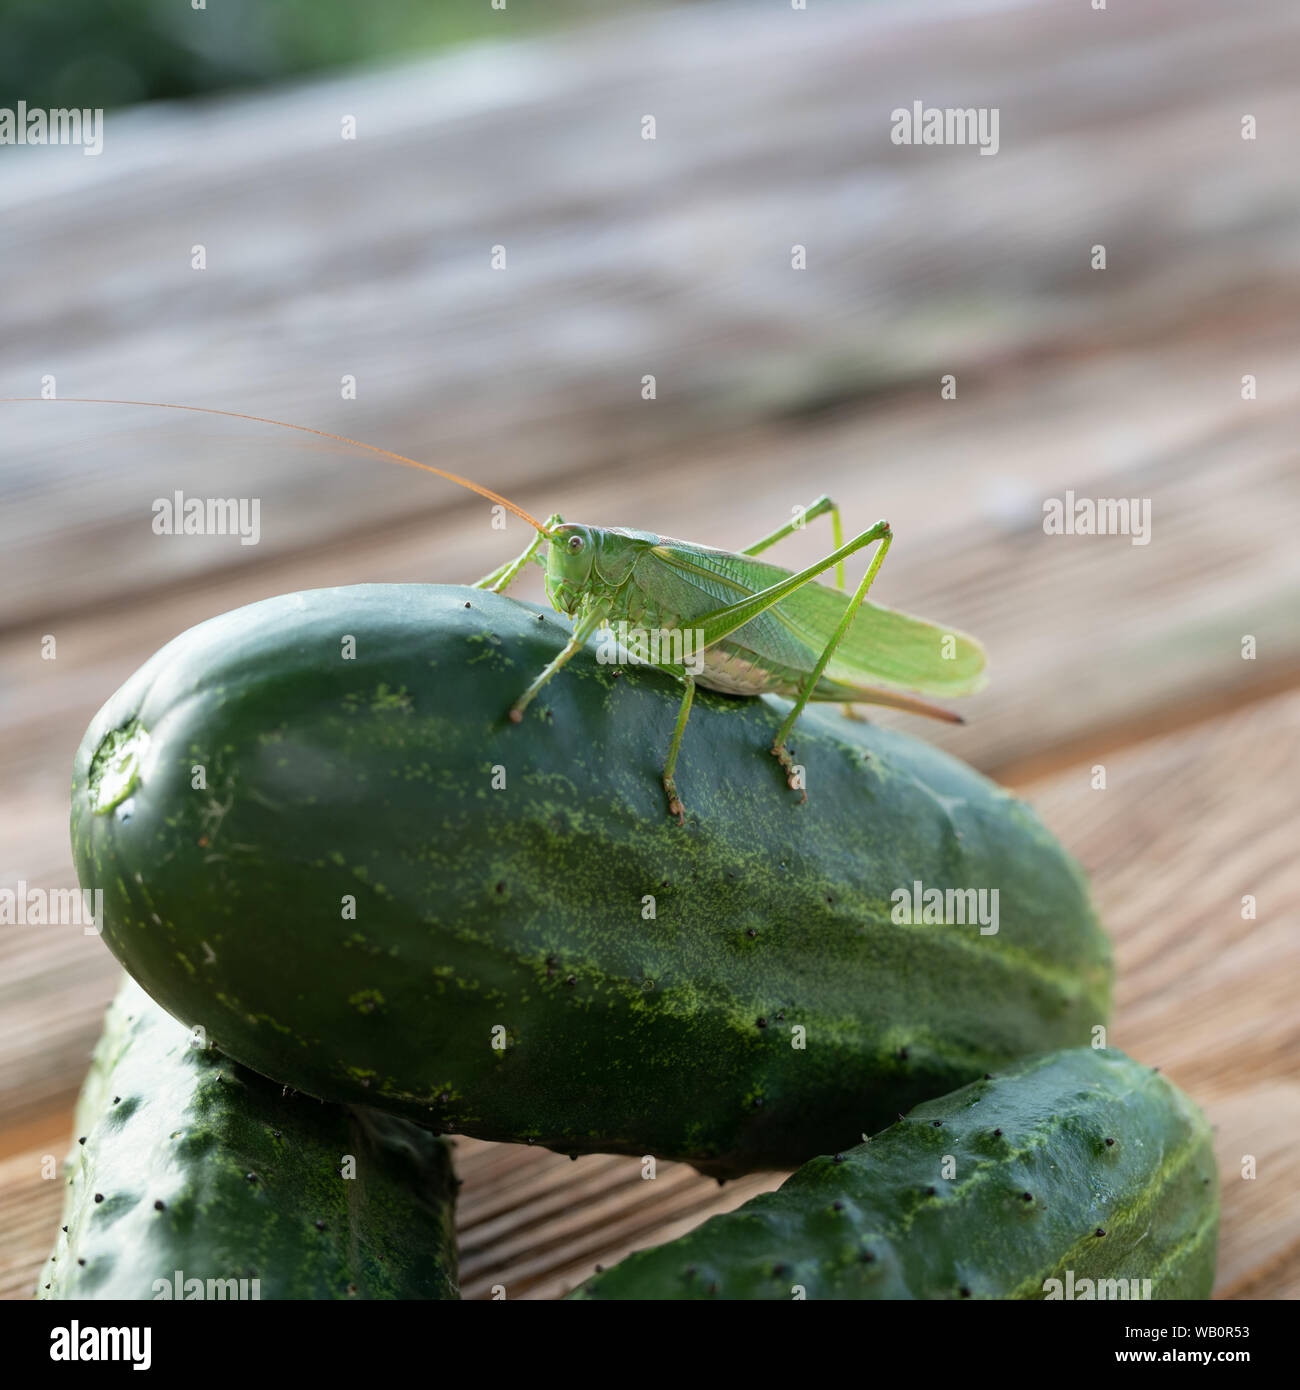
[697,642,801,696]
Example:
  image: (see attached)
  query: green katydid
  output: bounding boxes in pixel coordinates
[6,397,986,822]
[476,508,985,821]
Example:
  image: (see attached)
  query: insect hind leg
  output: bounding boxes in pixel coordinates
[661,672,696,826]
[741,499,861,720]
[741,495,846,591]
[770,519,893,797]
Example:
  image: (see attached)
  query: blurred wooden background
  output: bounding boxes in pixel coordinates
[2,0,1298,1299]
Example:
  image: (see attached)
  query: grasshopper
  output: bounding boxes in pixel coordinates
[7,398,986,821]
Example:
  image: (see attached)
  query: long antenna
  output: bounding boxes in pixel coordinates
[0,396,552,535]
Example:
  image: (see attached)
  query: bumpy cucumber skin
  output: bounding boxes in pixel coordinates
[570,1048,1218,1300]
[39,978,458,1300]
[71,584,1112,1176]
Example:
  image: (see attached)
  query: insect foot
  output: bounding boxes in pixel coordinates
[770,742,808,804]
[662,776,686,827]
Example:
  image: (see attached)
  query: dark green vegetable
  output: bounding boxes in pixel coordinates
[571,1048,1219,1300]
[39,978,458,1300]
[71,584,1112,1176]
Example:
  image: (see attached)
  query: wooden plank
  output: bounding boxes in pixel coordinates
[4,323,1299,786]
[5,688,1297,1297]
[1027,689,1300,1303]
[0,1129,70,1300]
[3,0,1299,626]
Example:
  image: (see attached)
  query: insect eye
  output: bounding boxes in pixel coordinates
[567,534,584,553]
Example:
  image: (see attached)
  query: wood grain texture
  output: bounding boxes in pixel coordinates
[2,0,1298,627]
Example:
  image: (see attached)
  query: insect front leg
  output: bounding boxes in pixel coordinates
[472,513,562,593]
[508,601,606,722]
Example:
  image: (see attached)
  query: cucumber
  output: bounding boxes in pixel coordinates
[39,977,458,1300]
[571,1048,1219,1300]
[71,584,1112,1176]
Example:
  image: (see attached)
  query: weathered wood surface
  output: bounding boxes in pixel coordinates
[2,0,1298,1301]
[3,0,1298,630]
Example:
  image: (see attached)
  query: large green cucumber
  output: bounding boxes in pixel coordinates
[39,977,458,1300]
[72,584,1111,1176]
[571,1048,1219,1300]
